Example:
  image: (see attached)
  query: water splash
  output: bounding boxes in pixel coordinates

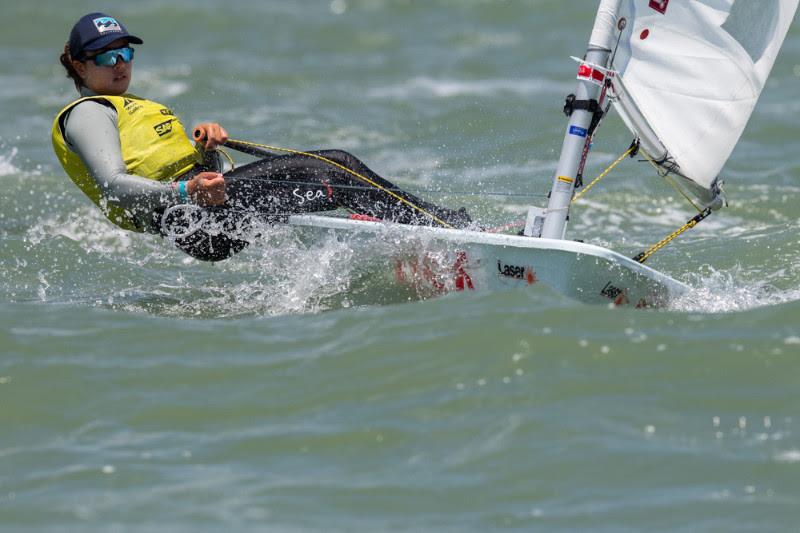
[672,264,800,313]
[20,207,422,317]
[26,207,136,256]
[149,223,364,318]
[20,206,800,317]
[0,147,19,176]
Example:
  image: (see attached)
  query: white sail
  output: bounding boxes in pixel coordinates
[605,0,798,200]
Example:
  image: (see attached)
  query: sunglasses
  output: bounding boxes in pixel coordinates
[89,46,135,67]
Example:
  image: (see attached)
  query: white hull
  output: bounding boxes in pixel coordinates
[287,215,689,308]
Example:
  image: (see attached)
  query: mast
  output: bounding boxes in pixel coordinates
[539,0,621,240]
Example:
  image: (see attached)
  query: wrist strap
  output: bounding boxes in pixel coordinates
[178,180,189,202]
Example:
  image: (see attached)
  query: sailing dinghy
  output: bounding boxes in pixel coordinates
[237,0,799,307]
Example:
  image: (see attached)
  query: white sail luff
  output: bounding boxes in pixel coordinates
[589,0,624,50]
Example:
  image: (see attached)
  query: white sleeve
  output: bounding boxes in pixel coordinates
[63,100,184,231]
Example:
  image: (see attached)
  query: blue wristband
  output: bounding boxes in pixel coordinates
[178,180,189,202]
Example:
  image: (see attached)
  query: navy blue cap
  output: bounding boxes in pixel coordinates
[69,13,143,59]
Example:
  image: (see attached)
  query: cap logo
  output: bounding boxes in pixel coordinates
[93,17,122,35]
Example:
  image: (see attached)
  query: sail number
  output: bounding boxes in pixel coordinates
[649,0,669,14]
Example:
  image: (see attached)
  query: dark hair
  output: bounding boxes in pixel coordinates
[59,43,84,92]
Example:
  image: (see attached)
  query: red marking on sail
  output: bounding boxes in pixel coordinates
[640,29,650,40]
[649,0,669,14]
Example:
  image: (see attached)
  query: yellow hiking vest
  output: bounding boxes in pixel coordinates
[51,94,202,231]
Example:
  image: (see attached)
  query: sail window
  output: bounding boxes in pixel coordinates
[721,0,780,63]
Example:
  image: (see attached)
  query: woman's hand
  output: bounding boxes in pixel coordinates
[187,172,226,206]
[192,123,229,151]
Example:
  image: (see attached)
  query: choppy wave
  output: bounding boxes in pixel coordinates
[134,65,192,99]
[3,2,800,530]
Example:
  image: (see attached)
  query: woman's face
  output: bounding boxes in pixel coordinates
[72,38,133,95]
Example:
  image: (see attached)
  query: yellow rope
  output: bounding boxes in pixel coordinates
[565,139,712,263]
[217,147,236,171]
[571,143,638,203]
[226,139,453,229]
[639,148,702,213]
[633,208,711,264]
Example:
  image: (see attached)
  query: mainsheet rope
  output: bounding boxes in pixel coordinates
[222,138,454,229]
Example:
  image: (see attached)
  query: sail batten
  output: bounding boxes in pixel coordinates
[606,0,798,198]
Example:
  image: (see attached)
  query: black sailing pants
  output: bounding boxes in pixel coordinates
[162,150,471,261]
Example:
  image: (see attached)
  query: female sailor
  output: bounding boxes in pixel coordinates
[52,12,472,261]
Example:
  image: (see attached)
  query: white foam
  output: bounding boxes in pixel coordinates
[775,450,800,463]
[317,125,394,151]
[671,265,800,313]
[459,31,523,49]
[367,76,568,100]
[330,0,347,15]
[26,206,135,256]
[134,66,192,99]
[0,147,20,176]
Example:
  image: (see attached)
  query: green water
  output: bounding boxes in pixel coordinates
[1,1,800,530]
